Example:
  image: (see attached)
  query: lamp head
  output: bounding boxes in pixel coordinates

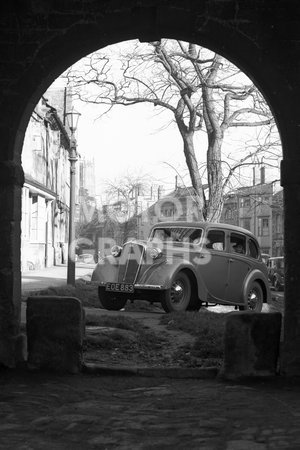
[65,107,81,133]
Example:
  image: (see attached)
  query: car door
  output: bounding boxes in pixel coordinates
[197,228,228,302]
[226,232,252,303]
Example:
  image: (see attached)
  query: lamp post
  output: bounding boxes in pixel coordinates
[65,108,81,286]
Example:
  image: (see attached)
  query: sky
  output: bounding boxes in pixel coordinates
[75,100,193,198]
[74,99,282,203]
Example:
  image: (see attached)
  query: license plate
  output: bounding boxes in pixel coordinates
[105,282,134,293]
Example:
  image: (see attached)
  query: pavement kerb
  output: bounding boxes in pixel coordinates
[82,362,219,379]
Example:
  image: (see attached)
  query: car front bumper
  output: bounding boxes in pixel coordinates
[97,281,166,303]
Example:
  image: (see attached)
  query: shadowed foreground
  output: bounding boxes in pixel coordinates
[1,369,300,449]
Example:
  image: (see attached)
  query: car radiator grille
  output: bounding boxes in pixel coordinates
[117,243,145,283]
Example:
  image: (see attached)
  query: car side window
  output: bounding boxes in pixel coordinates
[249,238,259,259]
[206,230,225,251]
[188,229,202,244]
[230,233,246,255]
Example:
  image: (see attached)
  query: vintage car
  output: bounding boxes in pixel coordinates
[91,221,271,313]
[267,256,285,291]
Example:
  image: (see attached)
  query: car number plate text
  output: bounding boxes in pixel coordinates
[105,282,134,293]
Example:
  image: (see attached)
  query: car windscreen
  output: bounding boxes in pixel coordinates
[150,227,202,244]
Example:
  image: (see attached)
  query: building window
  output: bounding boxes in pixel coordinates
[30,195,38,241]
[21,188,30,240]
[240,198,250,208]
[275,214,282,233]
[258,217,269,236]
[225,209,232,219]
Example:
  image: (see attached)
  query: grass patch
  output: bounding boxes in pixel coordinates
[24,280,99,307]
[85,314,166,354]
[160,309,229,361]
[24,281,163,312]
[23,282,229,366]
[86,313,147,333]
[125,300,164,312]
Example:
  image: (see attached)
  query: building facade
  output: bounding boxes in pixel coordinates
[136,186,202,240]
[21,89,76,271]
[271,189,284,257]
[221,182,284,257]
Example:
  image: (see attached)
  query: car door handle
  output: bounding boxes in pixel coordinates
[228,258,234,263]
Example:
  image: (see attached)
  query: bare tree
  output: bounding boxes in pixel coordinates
[66,39,279,221]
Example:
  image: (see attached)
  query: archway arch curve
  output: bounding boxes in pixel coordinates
[12,6,286,163]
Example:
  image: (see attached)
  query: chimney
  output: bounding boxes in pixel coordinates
[260,166,265,184]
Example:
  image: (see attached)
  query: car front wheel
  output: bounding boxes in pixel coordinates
[240,281,263,312]
[161,271,191,313]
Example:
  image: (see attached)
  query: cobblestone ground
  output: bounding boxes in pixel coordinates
[0,370,300,449]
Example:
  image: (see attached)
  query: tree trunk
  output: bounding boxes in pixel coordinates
[206,131,224,222]
[181,131,205,221]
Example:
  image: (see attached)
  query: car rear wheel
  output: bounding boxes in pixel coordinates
[161,271,191,313]
[187,297,202,311]
[240,281,263,312]
[99,289,127,311]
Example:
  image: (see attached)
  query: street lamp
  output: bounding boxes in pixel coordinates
[65,108,81,286]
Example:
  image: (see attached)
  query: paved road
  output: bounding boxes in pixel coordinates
[1,370,300,450]
[268,290,284,314]
[21,262,95,293]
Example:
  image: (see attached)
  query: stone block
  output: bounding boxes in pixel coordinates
[222,312,282,379]
[26,296,84,374]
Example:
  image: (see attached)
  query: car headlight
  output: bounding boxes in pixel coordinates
[111,245,122,257]
[149,247,162,259]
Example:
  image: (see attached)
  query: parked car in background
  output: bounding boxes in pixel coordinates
[267,256,285,291]
[92,221,271,313]
[261,253,270,265]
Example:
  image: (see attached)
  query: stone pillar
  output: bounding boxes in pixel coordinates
[222,312,282,379]
[26,296,84,373]
[280,159,300,376]
[0,161,25,367]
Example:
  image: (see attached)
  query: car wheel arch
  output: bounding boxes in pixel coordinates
[176,267,207,303]
[181,268,197,294]
[255,278,268,303]
[243,269,270,304]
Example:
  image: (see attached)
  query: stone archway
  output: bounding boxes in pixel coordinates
[1,1,299,375]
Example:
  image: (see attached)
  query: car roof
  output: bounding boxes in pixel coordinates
[151,221,257,239]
